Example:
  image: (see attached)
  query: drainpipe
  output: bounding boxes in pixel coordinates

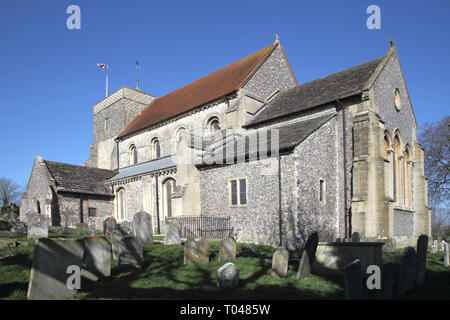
[336,99,350,239]
[115,139,120,170]
[278,153,282,247]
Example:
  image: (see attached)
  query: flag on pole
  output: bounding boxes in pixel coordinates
[97,63,107,69]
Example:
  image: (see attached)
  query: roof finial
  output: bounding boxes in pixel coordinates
[390,38,395,47]
[274,34,279,43]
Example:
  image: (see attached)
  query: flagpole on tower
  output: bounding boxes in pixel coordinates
[97,62,109,97]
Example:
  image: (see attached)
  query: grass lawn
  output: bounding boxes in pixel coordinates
[0,230,449,300]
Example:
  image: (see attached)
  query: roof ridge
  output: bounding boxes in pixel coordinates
[43,160,117,172]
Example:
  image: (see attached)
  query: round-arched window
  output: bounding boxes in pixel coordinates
[129,145,137,165]
[207,117,221,134]
[151,138,161,159]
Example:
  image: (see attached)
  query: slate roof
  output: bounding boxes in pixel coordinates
[117,43,279,139]
[107,156,176,181]
[44,160,117,196]
[245,56,385,127]
[196,112,335,168]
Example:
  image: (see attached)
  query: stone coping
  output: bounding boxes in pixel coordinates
[317,242,385,247]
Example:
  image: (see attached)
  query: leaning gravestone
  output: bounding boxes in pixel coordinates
[118,235,144,268]
[110,229,124,260]
[184,238,198,265]
[378,261,394,300]
[398,246,417,295]
[271,246,289,277]
[415,234,428,286]
[297,231,319,279]
[103,217,117,237]
[11,221,27,234]
[219,236,236,261]
[133,211,153,245]
[27,213,48,239]
[197,238,209,264]
[27,238,85,300]
[444,243,449,267]
[217,262,239,289]
[82,236,111,282]
[344,259,364,300]
[165,221,181,245]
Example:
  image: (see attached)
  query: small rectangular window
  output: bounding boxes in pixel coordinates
[239,179,247,205]
[229,178,247,206]
[319,179,326,203]
[105,117,110,130]
[230,180,238,206]
[88,207,97,217]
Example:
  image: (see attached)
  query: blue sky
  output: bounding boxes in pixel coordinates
[1,0,449,191]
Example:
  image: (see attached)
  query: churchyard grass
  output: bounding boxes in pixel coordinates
[1,230,449,300]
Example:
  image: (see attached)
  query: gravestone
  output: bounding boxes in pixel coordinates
[344,259,364,300]
[197,238,210,264]
[118,235,143,268]
[133,211,153,245]
[165,221,181,245]
[110,229,124,260]
[415,234,428,286]
[444,243,449,267]
[76,223,88,230]
[82,236,111,282]
[103,217,117,237]
[95,217,103,231]
[184,238,198,265]
[351,232,360,243]
[27,238,85,300]
[27,213,48,239]
[297,231,319,279]
[10,221,26,234]
[378,261,394,300]
[0,220,9,230]
[217,262,239,289]
[219,236,236,261]
[398,246,417,295]
[271,246,289,277]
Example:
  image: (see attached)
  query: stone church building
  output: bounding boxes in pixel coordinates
[21,38,431,249]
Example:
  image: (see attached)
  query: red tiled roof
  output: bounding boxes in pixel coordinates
[117,43,278,139]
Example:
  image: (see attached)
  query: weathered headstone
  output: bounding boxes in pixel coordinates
[217,262,239,289]
[344,259,364,300]
[110,229,124,260]
[271,246,289,277]
[351,232,360,243]
[82,236,111,282]
[10,221,27,234]
[103,217,117,237]
[378,261,394,300]
[219,236,236,261]
[184,238,198,265]
[415,234,428,286]
[27,213,48,239]
[297,231,319,279]
[444,242,449,267]
[118,235,143,268]
[95,217,103,231]
[27,238,85,300]
[197,238,209,264]
[76,223,88,230]
[165,221,181,245]
[398,246,417,295]
[0,220,9,230]
[133,211,153,245]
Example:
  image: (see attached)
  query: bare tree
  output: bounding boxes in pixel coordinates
[0,177,21,208]
[418,115,449,233]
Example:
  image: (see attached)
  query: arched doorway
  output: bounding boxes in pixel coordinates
[162,178,176,218]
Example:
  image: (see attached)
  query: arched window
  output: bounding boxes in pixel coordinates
[206,117,221,134]
[394,88,402,111]
[162,178,176,218]
[404,145,412,208]
[384,133,394,199]
[394,133,404,205]
[151,138,161,159]
[36,200,41,214]
[116,188,126,220]
[129,145,137,165]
